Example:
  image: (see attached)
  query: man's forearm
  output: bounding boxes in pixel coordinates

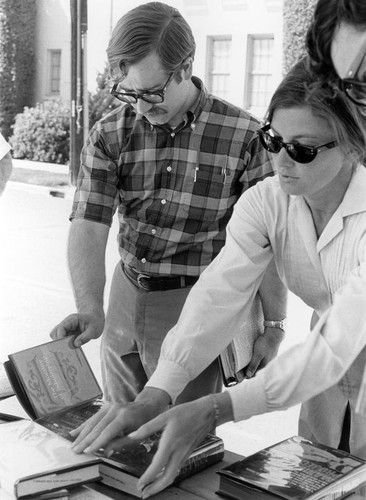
[68,219,109,316]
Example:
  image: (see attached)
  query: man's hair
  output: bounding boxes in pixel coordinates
[265,57,366,164]
[306,0,366,82]
[107,2,196,79]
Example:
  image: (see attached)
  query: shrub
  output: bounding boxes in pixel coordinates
[9,100,70,164]
[89,64,119,128]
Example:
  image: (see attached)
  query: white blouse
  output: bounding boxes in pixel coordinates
[147,165,366,422]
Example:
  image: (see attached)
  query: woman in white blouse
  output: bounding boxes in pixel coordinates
[70,57,366,498]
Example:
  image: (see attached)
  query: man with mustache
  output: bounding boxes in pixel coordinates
[50,2,287,405]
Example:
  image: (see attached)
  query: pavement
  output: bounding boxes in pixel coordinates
[0,160,313,457]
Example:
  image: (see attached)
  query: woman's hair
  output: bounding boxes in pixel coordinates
[306,0,366,82]
[265,57,366,164]
[107,2,196,80]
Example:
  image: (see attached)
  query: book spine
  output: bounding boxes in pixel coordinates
[175,445,225,482]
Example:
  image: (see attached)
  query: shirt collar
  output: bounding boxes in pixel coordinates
[317,163,366,252]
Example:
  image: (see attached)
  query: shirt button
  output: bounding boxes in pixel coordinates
[170,132,175,137]
[167,165,172,172]
[161,199,166,205]
[151,229,156,235]
[141,258,146,263]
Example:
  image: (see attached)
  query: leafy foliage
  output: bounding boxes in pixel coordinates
[283,0,318,74]
[0,0,35,139]
[10,101,70,164]
[89,64,120,129]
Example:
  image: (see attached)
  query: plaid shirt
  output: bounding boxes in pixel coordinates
[71,77,275,276]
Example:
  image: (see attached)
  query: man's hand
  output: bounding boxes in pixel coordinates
[245,327,285,378]
[50,313,105,347]
[70,388,170,455]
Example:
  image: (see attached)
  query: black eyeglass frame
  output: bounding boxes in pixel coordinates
[258,124,337,164]
[110,72,174,104]
[338,37,366,106]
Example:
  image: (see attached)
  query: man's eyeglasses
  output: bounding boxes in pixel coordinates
[258,125,337,164]
[339,37,366,106]
[110,72,174,104]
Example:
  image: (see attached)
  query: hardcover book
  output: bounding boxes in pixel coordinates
[219,292,264,387]
[99,432,225,497]
[4,336,104,429]
[0,419,100,499]
[217,435,366,500]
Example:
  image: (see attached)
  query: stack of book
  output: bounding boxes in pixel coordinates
[0,337,225,498]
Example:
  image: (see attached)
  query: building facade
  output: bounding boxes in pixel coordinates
[34,0,283,121]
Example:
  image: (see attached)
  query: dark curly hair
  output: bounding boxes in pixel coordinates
[306,0,366,82]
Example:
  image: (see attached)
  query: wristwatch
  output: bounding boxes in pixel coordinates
[263,319,287,332]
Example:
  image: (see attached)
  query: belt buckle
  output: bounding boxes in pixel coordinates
[136,273,151,291]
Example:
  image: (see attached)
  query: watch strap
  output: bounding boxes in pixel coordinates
[263,319,287,331]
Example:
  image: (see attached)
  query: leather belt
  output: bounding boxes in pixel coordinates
[123,264,199,292]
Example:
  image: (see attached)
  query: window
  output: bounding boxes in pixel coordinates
[245,36,274,118]
[207,37,232,100]
[48,50,61,95]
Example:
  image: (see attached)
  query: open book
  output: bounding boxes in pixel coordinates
[4,337,225,497]
[4,336,103,430]
[219,292,264,386]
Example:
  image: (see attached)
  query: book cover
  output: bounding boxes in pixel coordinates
[4,337,103,423]
[99,432,225,497]
[0,419,100,499]
[219,292,264,387]
[217,435,366,500]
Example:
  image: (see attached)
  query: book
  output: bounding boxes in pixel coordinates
[217,435,366,500]
[4,336,104,429]
[0,361,14,399]
[99,432,225,497]
[0,419,100,499]
[219,292,264,387]
[5,338,225,497]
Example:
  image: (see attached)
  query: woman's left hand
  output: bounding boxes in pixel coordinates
[126,395,217,499]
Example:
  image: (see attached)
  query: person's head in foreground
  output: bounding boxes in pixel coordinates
[106,1,197,127]
[69,58,366,498]
[307,0,366,106]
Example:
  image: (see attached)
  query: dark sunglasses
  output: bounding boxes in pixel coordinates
[338,37,366,106]
[110,72,174,104]
[258,125,337,164]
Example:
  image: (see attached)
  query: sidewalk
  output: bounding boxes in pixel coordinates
[11,158,75,199]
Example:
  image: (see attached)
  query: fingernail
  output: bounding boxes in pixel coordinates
[246,371,252,378]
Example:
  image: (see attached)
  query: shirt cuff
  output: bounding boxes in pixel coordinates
[228,373,268,422]
[146,360,191,403]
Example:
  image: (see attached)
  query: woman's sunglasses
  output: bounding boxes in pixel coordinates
[258,124,337,164]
